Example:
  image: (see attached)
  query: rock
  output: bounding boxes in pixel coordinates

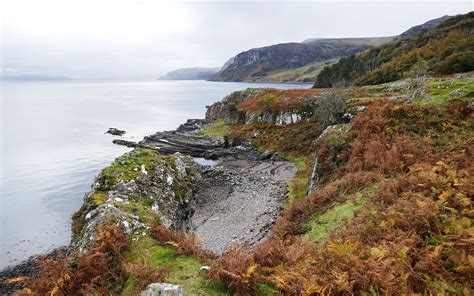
[112,139,138,147]
[140,283,184,296]
[0,247,68,295]
[71,151,202,250]
[75,204,145,251]
[200,265,211,272]
[308,124,350,195]
[190,160,297,254]
[251,130,261,138]
[449,89,465,97]
[106,128,126,136]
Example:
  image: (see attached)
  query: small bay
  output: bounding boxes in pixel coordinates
[0,80,309,269]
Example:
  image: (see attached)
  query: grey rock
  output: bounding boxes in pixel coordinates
[76,204,145,251]
[106,128,126,136]
[140,283,184,296]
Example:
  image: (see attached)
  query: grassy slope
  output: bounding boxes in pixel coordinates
[313,12,474,88]
[210,75,474,295]
[256,59,339,83]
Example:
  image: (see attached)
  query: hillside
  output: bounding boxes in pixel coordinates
[313,12,474,88]
[8,74,473,295]
[210,37,392,83]
[159,67,219,80]
[400,14,455,37]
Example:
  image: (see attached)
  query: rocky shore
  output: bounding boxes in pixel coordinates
[0,90,300,294]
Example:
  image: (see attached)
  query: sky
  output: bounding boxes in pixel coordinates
[1,0,472,80]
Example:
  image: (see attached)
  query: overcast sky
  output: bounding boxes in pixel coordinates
[1,0,472,79]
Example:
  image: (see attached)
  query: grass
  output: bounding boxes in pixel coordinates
[419,77,474,106]
[201,120,230,137]
[265,59,339,82]
[123,237,232,296]
[305,184,377,242]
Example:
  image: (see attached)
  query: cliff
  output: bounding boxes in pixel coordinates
[210,37,392,83]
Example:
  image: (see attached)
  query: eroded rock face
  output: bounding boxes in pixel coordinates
[74,204,145,251]
[71,150,201,251]
[205,88,265,124]
[308,124,350,194]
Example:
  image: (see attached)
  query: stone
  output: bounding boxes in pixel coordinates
[449,89,465,97]
[106,128,126,136]
[200,265,211,272]
[77,204,145,251]
[140,283,184,296]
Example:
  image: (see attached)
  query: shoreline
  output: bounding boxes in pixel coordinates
[0,89,301,293]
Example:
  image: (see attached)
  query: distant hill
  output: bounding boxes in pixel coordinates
[400,15,456,37]
[0,74,72,81]
[159,67,219,80]
[313,12,474,88]
[210,37,394,83]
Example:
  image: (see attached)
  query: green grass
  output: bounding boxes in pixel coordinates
[265,59,339,82]
[305,184,377,242]
[201,120,230,137]
[283,155,310,205]
[420,77,474,106]
[123,236,232,296]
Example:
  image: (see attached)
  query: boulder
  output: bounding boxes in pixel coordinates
[76,204,145,251]
[140,283,184,296]
[106,128,126,136]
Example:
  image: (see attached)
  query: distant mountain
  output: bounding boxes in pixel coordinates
[0,74,72,81]
[400,15,456,37]
[159,67,220,80]
[210,37,394,83]
[313,12,474,88]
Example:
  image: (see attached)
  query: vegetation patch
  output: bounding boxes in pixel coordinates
[305,184,376,242]
[97,148,161,190]
[201,119,230,137]
[123,231,231,295]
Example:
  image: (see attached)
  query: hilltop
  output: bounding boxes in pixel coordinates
[210,37,392,83]
[159,67,220,80]
[314,12,474,88]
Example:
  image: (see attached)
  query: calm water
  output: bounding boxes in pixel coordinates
[0,80,308,269]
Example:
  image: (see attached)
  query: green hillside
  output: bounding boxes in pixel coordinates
[314,12,474,88]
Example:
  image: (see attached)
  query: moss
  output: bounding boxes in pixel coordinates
[305,184,377,242]
[415,77,474,107]
[258,282,277,295]
[201,120,230,137]
[97,148,161,190]
[284,156,310,205]
[91,191,108,205]
[123,237,232,295]
[114,201,158,225]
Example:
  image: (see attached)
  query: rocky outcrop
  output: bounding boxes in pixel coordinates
[308,124,350,194]
[205,89,265,124]
[71,150,201,251]
[106,128,126,136]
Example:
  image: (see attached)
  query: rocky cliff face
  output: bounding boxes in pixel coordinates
[71,150,201,251]
[210,38,391,82]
